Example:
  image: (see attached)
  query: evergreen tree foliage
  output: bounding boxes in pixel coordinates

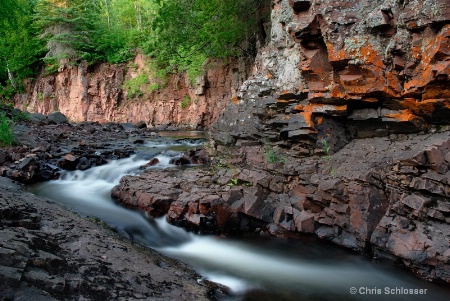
[34,0,101,63]
[0,0,21,23]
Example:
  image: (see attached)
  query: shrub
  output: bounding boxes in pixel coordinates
[180,95,191,109]
[123,73,149,98]
[265,147,286,164]
[0,113,14,146]
[320,139,335,175]
[147,83,159,92]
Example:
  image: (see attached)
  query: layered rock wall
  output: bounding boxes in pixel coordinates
[14,54,251,129]
[212,0,450,150]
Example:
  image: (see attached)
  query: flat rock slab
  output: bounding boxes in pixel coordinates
[0,177,210,301]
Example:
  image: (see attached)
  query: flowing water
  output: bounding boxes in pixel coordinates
[28,134,450,301]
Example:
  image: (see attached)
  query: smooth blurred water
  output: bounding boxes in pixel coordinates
[28,135,450,301]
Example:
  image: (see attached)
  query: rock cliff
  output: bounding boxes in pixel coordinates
[212,0,450,149]
[14,54,251,129]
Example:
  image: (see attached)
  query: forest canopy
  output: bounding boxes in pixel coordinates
[0,0,270,100]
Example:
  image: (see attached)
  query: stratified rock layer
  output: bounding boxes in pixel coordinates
[14,54,251,129]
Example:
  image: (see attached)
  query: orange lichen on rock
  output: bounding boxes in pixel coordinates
[385,109,417,122]
[325,41,348,63]
[400,98,435,116]
[361,97,378,103]
[298,106,314,128]
[300,111,314,128]
[294,104,305,111]
[276,98,292,103]
[315,116,324,125]
[295,103,347,127]
[231,97,239,105]
[330,85,349,100]
[422,86,450,101]
[352,43,385,69]
[384,71,402,97]
[404,25,450,93]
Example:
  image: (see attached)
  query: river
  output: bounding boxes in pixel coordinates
[28,133,450,301]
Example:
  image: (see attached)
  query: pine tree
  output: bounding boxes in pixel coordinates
[34,0,100,64]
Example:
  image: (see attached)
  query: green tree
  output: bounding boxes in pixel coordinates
[34,0,103,65]
[0,0,44,101]
[93,0,156,63]
[146,0,270,81]
[0,0,20,23]
[1,0,270,102]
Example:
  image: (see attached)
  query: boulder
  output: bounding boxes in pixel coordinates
[28,113,47,124]
[169,157,191,165]
[134,120,147,129]
[140,158,160,168]
[58,154,79,170]
[47,112,68,124]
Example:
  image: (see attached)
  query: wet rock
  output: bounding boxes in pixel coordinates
[0,177,211,300]
[113,169,239,233]
[184,148,210,165]
[17,157,37,170]
[76,156,91,170]
[58,153,79,170]
[169,157,192,165]
[132,138,145,144]
[38,163,59,181]
[28,113,47,124]
[120,123,139,132]
[0,150,11,164]
[140,158,159,168]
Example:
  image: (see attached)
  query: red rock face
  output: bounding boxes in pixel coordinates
[14,54,250,129]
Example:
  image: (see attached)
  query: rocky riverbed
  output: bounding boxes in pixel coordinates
[113,129,450,284]
[0,107,222,300]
